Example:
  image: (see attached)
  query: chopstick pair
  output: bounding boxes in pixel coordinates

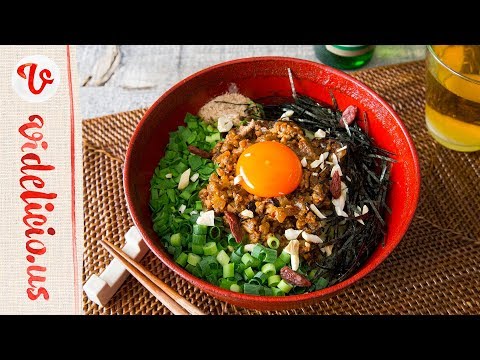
[99,239,205,315]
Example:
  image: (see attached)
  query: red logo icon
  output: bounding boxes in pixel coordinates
[17,63,54,95]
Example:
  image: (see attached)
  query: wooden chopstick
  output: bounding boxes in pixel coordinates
[99,239,205,315]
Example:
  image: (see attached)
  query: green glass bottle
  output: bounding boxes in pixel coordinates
[314,45,376,70]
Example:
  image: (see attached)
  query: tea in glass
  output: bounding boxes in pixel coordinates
[425,45,480,152]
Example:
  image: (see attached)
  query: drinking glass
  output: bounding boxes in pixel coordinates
[425,45,480,152]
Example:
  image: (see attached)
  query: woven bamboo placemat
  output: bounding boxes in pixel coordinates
[82,61,480,315]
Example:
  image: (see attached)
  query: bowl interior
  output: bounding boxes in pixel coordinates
[124,57,420,309]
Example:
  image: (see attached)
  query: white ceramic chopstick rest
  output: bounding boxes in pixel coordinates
[83,226,149,306]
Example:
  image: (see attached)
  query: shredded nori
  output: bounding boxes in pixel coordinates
[260,92,394,290]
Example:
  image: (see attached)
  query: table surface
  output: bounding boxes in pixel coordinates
[77,45,426,119]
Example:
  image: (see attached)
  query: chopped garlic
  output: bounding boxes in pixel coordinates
[324,245,333,256]
[319,151,329,163]
[336,145,348,153]
[354,212,364,225]
[354,205,369,225]
[335,207,348,217]
[217,114,235,132]
[295,202,303,209]
[280,110,294,119]
[330,164,343,177]
[309,204,327,219]
[291,254,300,271]
[302,231,323,244]
[332,191,346,212]
[284,240,300,271]
[331,153,339,166]
[285,228,303,240]
[190,173,199,182]
[301,157,307,167]
[178,204,186,214]
[196,210,215,226]
[314,128,326,139]
[244,244,255,252]
[165,173,172,179]
[312,172,318,176]
[310,159,322,168]
[233,174,243,185]
[178,168,191,190]
[240,209,254,218]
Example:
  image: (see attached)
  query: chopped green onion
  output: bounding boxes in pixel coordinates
[199,256,219,275]
[166,189,175,203]
[188,155,203,170]
[179,223,192,235]
[267,236,280,249]
[192,234,206,245]
[185,264,202,277]
[261,263,276,277]
[251,244,266,260]
[251,257,261,269]
[219,278,236,290]
[208,226,221,240]
[273,257,286,271]
[227,234,238,247]
[174,162,188,174]
[192,244,204,255]
[203,242,218,256]
[180,190,191,200]
[223,263,235,278]
[234,246,244,256]
[230,284,242,293]
[230,252,242,264]
[253,271,268,284]
[234,262,246,274]
[244,283,263,295]
[241,253,255,266]
[187,253,201,266]
[193,224,208,235]
[263,287,273,296]
[244,267,255,280]
[206,133,221,143]
[170,233,182,247]
[279,250,291,263]
[216,250,230,266]
[206,274,218,285]
[277,280,293,293]
[272,288,285,296]
[195,201,203,211]
[314,277,329,290]
[267,275,281,287]
[175,252,188,267]
[263,248,277,263]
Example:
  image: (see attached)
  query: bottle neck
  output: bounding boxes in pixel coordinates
[325,45,375,57]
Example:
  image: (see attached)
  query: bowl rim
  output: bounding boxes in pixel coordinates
[124,56,421,306]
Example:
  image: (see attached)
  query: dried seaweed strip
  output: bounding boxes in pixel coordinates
[257,92,394,288]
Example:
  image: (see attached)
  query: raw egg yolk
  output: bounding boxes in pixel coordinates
[236,141,303,197]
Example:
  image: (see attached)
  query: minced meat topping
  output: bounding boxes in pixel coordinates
[199,120,344,264]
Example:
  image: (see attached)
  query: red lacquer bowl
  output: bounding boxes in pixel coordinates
[124,57,421,311]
